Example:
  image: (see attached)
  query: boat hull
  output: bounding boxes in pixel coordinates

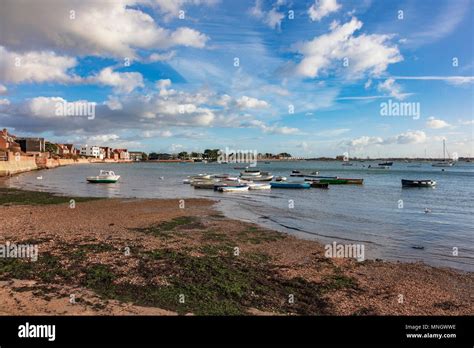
[87,178,119,183]
[270,182,310,189]
[401,179,436,187]
[310,182,329,189]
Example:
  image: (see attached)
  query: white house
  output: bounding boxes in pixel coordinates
[80,145,103,159]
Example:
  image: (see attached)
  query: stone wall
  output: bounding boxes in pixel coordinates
[0,154,38,176]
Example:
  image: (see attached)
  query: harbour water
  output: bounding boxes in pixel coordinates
[6,160,474,271]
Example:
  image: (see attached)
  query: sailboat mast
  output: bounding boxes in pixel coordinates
[443,139,446,161]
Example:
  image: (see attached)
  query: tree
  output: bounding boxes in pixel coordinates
[148,152,159,160]
[178,151,189,159]
[278,152,292,158]
[45,142,58,154]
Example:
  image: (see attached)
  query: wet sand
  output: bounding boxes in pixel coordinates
[0,187,472,315]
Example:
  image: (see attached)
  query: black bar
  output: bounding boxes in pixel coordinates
[0,316,472,346]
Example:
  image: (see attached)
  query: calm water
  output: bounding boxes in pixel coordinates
[6,161,474,271]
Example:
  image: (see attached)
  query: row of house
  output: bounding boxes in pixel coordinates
[79,145,134,160]
[1,128,144,162]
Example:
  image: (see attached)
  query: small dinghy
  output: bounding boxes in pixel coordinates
[86,170,120,183]
[189,174,211,180]
[401,179,436,187]
[193,182,216,189]
[310,182,329,189]
[270,182,310,189]
[240,169,260,176]
[217,185,249,192]
[274,176,287,181]
[248,183,271,190]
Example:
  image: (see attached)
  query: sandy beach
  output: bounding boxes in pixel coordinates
[0,183,472,316]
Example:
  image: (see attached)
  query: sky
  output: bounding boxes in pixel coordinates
[0,0,473,158]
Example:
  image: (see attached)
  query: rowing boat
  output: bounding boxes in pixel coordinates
[218,185,249,192]
[310,182,329,189]
[336,178,364,185]
[401,179,436,187]
[270,182,310,189]
[248,183,271,190]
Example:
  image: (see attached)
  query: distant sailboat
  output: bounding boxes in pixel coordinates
[432,140,455,167]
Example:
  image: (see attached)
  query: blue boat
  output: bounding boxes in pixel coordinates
[270,182,311,189]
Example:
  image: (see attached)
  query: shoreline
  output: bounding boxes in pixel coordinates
[0,186,472,315]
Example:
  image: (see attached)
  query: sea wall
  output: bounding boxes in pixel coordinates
[0,155,38,176]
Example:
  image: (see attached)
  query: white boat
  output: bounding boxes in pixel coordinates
[218,185,249,192]
[248,183,271,190]
[240,169,260,176]
[86,170,120,183]
[432,140,455,167]
[240,174,273,181]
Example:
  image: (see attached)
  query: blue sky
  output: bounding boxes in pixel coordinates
[0,0,472,157]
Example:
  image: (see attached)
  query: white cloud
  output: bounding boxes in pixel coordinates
[105,96,123,111]
[0,98,10,105]
[0,46,77,84]
[345,131,427,148]
[250,0,285,30]
[151,0,219,19]
[0,84,7,94]
[293,17,402,79]
[236,96,269,109]
[308,0,341,22]
[23,97,95,118]
[393,76,474,86]
[346,135,384,148]
[143,130,173,138]
[148,51,176,62]
[88,67,144,94]
[242,120,300,134]
[392,130,427,144]
[377,78,411,100]
[426,117,451,129]
[86,134,120,144]
[0,1,209,59]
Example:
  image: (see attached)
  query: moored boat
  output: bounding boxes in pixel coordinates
[401,179,436,187]
[317,178,349,185]
[248,183,271,190]
[218,185,249,192]
[240,169,260,176]
[336,178,364,185]
[432,140,455,167]
[274,176,287,181]
[368,165,390,170]
[378,161,393,166]
[310,182,329,189]
[86,170,120,183]
[193,182,216,189]
[241,174,273,181]
[270,182,310,189]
